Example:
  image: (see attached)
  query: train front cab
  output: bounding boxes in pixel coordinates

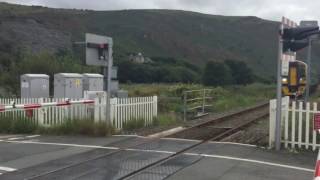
[282,60,307,98]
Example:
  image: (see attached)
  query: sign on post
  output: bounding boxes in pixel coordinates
[314,113,320,130]
[281,58,289,76]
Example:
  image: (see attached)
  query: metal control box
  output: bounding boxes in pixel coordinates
[83,74,104,92]
[110,80,119,92]
[54,73,83,98]
[21,74,49,98]
[111,67,117,79]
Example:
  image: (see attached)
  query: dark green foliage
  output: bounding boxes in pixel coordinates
[117,57,200,84]
[225,59,254,85]
[202,61,233,86]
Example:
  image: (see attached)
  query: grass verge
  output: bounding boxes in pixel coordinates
[0,116,115,136]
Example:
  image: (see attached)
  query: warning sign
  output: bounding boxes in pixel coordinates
[314,113,320,130]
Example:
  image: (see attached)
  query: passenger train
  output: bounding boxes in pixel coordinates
[282,60,307,98]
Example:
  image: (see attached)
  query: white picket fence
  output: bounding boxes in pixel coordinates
[0,96,158,129]
[110,96,158,129]
[270,97,320,150]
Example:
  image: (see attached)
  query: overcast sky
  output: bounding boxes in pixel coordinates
[1,0,319,22]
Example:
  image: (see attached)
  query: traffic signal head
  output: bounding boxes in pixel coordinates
[283,40,309,52]
[282,26,319,52]
[282,26,319,40]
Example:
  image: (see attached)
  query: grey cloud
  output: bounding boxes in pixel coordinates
[1,0,319,22]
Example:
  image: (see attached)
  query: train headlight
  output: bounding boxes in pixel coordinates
[282,78,288,83]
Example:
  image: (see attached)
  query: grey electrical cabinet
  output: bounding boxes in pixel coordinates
[110,80,119,92]
[54,73,83,98]
[111,67,118,79]
[20,74,49,98]
[82,73,104,91]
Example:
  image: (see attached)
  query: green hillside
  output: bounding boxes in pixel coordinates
[0,2,319,85]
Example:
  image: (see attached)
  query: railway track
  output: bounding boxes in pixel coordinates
[22,102,269,180]
[118,102,269,179]
[168,102,269,141]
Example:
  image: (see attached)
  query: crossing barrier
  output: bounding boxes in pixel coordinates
[0,96,157,129]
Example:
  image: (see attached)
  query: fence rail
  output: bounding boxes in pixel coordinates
[0,96,158,130]
[269,97,320,151]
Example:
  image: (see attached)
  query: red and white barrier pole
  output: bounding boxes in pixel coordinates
[315,130,320,180]
[315,152,320,180]
[0,99,94,112]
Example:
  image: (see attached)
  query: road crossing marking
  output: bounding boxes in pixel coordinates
[5,140,120,150]
[0,135,40,141]
[209,141,257,147]
[8,137,24,141]
[0,166,16,172]
[184,153,314,172]
[113,134,146,138]
[2,139,313,173]
[26,135,40,138]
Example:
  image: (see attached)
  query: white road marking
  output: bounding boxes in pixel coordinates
[184,153,314,172]
[0,166,16,172]
[5,140,120,150]
[209,141,257,147]
[161,138,201,143]
[113,134,146,138]
[3,140,314,172]
[8,137,24,141]
[26,135,40,138]
[126,148,175,155]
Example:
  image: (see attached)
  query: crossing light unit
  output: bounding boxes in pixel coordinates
[282,26,319,52]
[85,33,113,67]
[86,43,109,60]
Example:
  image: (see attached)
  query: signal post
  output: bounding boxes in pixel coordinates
[275,17,319,150]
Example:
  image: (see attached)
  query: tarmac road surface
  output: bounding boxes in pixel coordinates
[0,134,315,180]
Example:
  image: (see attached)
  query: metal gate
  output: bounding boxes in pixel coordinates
[183,89,213,121]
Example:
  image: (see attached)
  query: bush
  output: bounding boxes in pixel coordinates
[202,61,233,86]
[225,59,254,85]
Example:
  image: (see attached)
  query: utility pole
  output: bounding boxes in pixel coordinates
[275,23,284,151]
[305,38,312,102]
[300,20,319,102]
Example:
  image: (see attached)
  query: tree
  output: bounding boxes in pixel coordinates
[202,61,233,86]
[225,59,254,85]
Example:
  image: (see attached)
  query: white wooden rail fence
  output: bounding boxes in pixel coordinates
[110,96,157,129]
[0,96,158,129]
[270,97,320,150]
